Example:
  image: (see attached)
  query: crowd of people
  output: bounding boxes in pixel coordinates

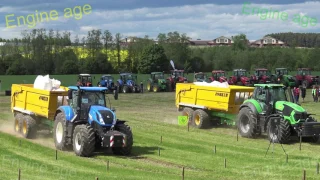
[293,84,320,103]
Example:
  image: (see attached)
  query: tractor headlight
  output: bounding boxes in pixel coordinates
[96,113,105,125]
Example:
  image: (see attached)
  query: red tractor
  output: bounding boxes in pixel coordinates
[228,69,251,86]
[208,70,228,83]
[77,74,93,87]
[167,70,188,91]
[250,68,271,84]
[295,68,320,88]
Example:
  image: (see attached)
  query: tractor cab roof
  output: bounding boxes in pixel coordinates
[276,68,287,70]
[298,68,311,70]
[195,72,204,74]
[171,70,184,72]
[212,70,225,73]
[120,73,134,76]
[234,69,246,71]
[79,74,91,76]
[68,86,108,92]
[102,74,112,77]
[254,84,284,88]
[255,68,268,71]
[151,72,163,74]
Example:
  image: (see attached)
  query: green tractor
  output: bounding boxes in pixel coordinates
[146,72,168,92]
[270,68,296,87]
[237,84,320,143]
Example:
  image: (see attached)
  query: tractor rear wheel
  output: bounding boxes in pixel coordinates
[267,117,291,144]
[112,124,133,156]
[237,107,257,138]
[182,107,194,125]
[147,82,152,92]
[73,124,96,157]
[14,113,23,133]
[54,112,70,150]
[21,115,37,139]
[192,109,210,129]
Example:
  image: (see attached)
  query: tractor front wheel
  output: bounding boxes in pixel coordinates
[267,117,291,144]
[123,86,129,93]
[147,82,152,92]
[112,124,133,156]
[21,115,37,139]
[192,109,210,129]
[237,107,257,138]
[73,124,96,157]
[54,112,70,150]
[153,85,159,92]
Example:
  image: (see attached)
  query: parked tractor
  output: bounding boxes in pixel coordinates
[250,68,271,84]
[208,70,228,83]
[295,68,320,88]
[167,70,188,91]
[116,73,140,93]
[176,83,320,144]
[194,72,208,82]
[12,84,133,157]
[77,74,93,87]
[147,72,168,92]
[97,74,116,92]
[228,69,251,86]
[270,68,296,87]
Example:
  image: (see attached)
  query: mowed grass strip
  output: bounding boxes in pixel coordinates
[0,90,320,179]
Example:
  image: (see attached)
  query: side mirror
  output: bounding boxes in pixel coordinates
[68,90,73,99]
[114,89,118,100]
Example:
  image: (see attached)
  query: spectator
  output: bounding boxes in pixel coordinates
[293,87,300,103]
[312,85,316,102]
[317,86,320,102]
[301,84,306,102]
[140,81,143,93]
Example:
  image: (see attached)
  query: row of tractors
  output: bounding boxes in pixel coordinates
[195,67,320,88]
[76,69,189,93]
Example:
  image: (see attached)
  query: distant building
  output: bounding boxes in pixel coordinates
[208,36,234,46]
[250,36,286,47]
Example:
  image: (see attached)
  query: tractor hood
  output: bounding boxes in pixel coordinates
[275,101,306,113]
[126,80,135,86]
[88,105,116,126]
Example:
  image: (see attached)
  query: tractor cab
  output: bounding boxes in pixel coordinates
[151,72,165,81]
[67,86,118,122]
[194,72,207,82]
[101,75,114,82]
[210,70,227,82]
[275,68,288,76]
[252,68,271,84]
[234,69,247,77]
[297,68,311,76]
[121,73,137,82]
[77,74,93,87]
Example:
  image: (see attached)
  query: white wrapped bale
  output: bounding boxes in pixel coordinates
[193,81,229,88]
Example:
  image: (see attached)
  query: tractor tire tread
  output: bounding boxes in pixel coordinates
[73,124,96,157]
[182,107,194,124]
[22,115,37,139]
[53,112,70,150]
[237,107,257,138]
[192,109,210,129]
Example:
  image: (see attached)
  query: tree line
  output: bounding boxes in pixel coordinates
[0,29,319,75]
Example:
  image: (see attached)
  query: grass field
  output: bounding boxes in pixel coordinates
[0,71,319,91]
[1,88,320,179]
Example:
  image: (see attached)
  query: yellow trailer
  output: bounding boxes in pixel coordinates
[11,84,68,138]
[175,83,254,128]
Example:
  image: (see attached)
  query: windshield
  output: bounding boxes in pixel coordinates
[81,76,92,83]
[277,69,287,75]
[214,72,225,77]
[154,74,164,79]
[269,87,287,103]
[123,74,136,80]
[195,74,205,79]
[257,71,267,76]
[81,92,106,106]
[299,70,311,75]
[236,71,246,76]
[174,71,184,77]
[104,76,113,81]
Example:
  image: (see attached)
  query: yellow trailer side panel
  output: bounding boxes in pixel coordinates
[11,84,68,119]
[176,83,254,114]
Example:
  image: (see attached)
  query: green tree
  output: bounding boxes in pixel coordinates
[138,44,168,73]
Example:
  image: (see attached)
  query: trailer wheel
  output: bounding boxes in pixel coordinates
[182,107,194,125]
[112,124,133,156]
[237,107,257,138]
[267,117,291,144]
[73,124,96,157]
[14,113,23,133]
[54,112,70,150]
[21,115,37,139]
[192,109,210,129]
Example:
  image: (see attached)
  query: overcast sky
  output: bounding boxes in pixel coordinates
[0,0,319,41]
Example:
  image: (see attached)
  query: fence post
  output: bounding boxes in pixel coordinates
[302,169,306,180]
[18,168,21,180]
[182,167,184,180]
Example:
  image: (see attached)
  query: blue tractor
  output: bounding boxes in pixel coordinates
[53,86,133,157]
[116,73,140,93]
[97,74,116,92]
